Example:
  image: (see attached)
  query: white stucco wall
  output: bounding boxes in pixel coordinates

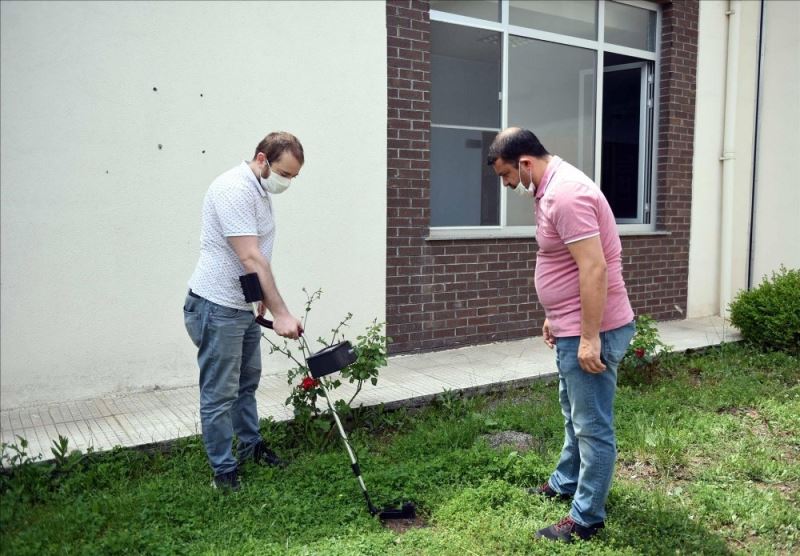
[688,0,761,318]
[687,0,727,318]
[750,0,800,282]
[0,1,387,408]
[730,1,761,299]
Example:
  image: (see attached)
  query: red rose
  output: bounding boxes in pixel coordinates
[635,348,646,358]
[301,376,317,391]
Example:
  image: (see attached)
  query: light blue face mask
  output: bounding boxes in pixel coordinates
[261,162,291,194]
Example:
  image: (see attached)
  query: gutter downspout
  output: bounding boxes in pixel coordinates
[720,0,740,317]
[748,0,766,290]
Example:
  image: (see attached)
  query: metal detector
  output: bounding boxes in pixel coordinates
[239,273,416,521]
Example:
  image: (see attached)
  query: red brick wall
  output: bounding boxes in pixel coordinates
[386,0,698,354]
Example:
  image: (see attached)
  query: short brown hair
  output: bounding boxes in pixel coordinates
[253,132,304,165]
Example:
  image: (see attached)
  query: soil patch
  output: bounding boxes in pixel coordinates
[687,366,703,387]
[616,459,661,482]
[383,515,428,534]
[481,431,540,454]
[751,480,799,501]
[717,407,775,439]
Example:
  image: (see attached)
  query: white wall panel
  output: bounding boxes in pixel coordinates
[0,1,386,407]
[750,1,800,283]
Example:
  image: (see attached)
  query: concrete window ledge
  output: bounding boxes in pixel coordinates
[426,227,671,241]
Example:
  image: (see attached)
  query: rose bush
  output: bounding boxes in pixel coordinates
[620,314,671,383]
[261,288,390,445]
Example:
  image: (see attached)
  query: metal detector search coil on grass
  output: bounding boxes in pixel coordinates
[238,273,417,522]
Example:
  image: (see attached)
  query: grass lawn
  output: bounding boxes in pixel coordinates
[1,343,798,555]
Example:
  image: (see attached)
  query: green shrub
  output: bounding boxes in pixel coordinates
[729,266,800,354]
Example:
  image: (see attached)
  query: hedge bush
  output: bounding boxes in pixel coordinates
[729,266,800,354]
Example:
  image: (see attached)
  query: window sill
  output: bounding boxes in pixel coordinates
[426,227,536,241]
[425,226,671,241]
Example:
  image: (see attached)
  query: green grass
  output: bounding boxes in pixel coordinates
[1,343,798,555]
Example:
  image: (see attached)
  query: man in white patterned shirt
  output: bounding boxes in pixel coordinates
[184,132,304,491]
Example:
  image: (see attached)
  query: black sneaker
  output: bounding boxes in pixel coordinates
[535,515,604,543]
[252,441,288,468]
[211,469,241,492]
[527,482,572,501]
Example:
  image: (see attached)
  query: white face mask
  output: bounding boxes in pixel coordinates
[261,162,291,194]
[514,164,534,197]
[514,182,533,197]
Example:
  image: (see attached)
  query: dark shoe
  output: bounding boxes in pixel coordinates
[253,441,288,468]
[535,515,604,543]
[527,482,572,501]
[211,469,241,492]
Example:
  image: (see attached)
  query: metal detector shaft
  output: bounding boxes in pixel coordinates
[318,382,378,515]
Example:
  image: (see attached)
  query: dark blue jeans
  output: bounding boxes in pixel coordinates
[548,321,635,526]
[183,293,262,476]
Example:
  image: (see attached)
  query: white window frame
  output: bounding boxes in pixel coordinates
[428,0,662,240]
[602,61,651,224]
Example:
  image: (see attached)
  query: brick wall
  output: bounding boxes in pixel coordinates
[386,0,698,354]
[620,0,698,320]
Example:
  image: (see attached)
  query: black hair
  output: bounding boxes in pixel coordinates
[486,128,549,166]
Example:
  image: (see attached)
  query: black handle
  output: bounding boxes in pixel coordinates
[256,316,304,337]
[255,316,273,329]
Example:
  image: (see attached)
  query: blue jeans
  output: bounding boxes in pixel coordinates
[183,292,263,476]
[548,321,635,526]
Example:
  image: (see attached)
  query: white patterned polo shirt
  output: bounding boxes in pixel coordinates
[188,161,275,310]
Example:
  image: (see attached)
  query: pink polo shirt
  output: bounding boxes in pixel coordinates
[534,156,633,337]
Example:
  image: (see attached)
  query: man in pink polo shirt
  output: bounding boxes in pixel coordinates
[488,128,635,543]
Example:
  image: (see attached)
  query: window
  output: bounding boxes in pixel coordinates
[430,22,501,226]
[429,0,660,236]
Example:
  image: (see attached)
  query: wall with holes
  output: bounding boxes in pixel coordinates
[0,1,387,408]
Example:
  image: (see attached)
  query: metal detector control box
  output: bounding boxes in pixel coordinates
[307,341,357,378]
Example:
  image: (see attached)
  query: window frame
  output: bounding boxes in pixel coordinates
[602,61,652,224]
[428,0,662,239]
